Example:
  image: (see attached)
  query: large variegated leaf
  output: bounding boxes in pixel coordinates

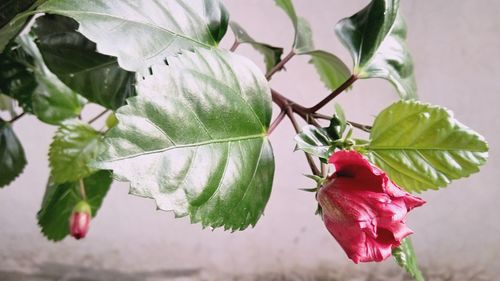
[94,48,274,231]
[336,0,417,99]
[37,170,112,241]
[0,118,27,187]
[34,15,135,110]
[365,100,488,193]
[37,0,229,72]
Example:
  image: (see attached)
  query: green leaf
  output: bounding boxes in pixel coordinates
[49,120,104,184]
[306,50,351,91]
[274,0,313,54]
[0,42,38,112]
[37,170,112,241]
[336,0,417,99]
[0,118,27,187]
[16,35,86,124]
[229,22,283,72]
[0,94,14,112]
[33,15,136,110]
[365,100,488,193]
[334,103,347,134]
[393,238,425,281]
[0,0,46,53]
[275,0,350,90]
[94,48,275,231]
[295,125,335,159]
[37,0,229,72]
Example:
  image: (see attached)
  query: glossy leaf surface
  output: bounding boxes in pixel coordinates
[16,35,86,125]
[34,15,135,110]
[365,101,488,193]
[393,238,425,281]
[38,0,229,72]
[37,170,112,241]
[336,0,416,99]
[229,22,283,72]
[49,120,104,184]
[0,118,27,187]
[295,125,334,159]
[0,0,44,53]
[274,0,313,54]
[94,48,274,231]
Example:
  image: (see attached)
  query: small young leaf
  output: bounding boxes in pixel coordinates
[229,22,283,72]
[306,50,351,91]
[295,125,335,159]
[37,170,112,241]
[93,48,275,231]
[336,0,417,99]
[392,238,425,281]
[0,118,27,188]
[37,0,229,72]
[275,0,350,90]
[334,103,347,134]
[49,120,104,184]
[33,15,136,110]
[365,100,488,193]
[274,0,313,54]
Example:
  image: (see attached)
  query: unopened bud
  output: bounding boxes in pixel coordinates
[69,200,91,240]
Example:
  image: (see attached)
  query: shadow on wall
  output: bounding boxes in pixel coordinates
[0,262,493,281]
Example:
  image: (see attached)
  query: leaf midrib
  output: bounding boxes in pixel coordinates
[102,134,266,163]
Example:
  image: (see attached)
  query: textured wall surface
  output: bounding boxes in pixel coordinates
[1,1,499,280]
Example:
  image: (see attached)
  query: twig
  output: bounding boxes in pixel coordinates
[285,107,321,176]
[230,40,240,52]
[308,75,357,112]
[265,50,295,80]
[88,109,109,124]
[8,112,26,123]
[268,110,286,135]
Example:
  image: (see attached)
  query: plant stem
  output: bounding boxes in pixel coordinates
[268,110,286,135]
[230,40,240,52]
[88,109,109,124]
[8,112,26,123]
[312,113,372,132]
[308,75,357,112]
[78,179,87,200]
[285,107,321,176]
[265,50,295,80]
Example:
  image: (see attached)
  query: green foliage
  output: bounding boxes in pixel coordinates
[295,125,335,159]
[275,0,350,90]
[49,120,104,184]
[229,22,283,72]
[393,238,425,281]
[94,48,274,231]
[18,35,86,124]
[0,42,38,112]
[364,100,488,193]
[0,118,27,187]
[336,0,417,99]
[37,170,112,241]
[0,0,46,53]
[307,50,351,91]
[37,0,229,72]
[33,15,136,110]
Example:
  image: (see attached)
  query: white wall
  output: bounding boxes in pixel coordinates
[1,0,499,279]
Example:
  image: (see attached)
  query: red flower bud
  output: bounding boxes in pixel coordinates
[69,201,91,240]
[318,151,425,263]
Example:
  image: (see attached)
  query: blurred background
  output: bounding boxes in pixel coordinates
[1,0,499,280]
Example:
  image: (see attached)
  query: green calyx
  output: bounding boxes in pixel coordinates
[72,200,91,215]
